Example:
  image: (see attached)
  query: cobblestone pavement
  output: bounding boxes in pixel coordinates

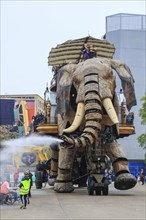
[0,183,145,220]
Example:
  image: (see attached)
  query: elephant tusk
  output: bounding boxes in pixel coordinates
[63,102,85,133]
[102,98,119,133]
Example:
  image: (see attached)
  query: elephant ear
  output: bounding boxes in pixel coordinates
[111,60,137,111]
[56,64,76,118]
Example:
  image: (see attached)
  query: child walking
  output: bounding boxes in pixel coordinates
[19,171,31,209]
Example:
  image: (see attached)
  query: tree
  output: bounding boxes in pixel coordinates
[137,94,146,149]
[0,125,17,149]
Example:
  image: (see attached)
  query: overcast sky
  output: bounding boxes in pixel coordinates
[1,0,145,98]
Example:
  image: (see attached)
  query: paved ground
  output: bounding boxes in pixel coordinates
[0,183,145,220]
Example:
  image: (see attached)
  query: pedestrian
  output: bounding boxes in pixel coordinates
[27,169,33,198]
[43,170,49,187]
[134,168,138,180]
[13,172,19,187]
[137,174,141,184]
[140,169,145,185]
[19,171,31,209]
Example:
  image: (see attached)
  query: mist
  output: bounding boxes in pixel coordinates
[0,134,63,181]
[1,134,63,149]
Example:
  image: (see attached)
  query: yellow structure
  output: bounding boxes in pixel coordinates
[16,100,30,135]
[13,145,52,172]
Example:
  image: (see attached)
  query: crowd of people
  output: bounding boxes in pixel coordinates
[103,168,146,185]
[29,112,47,133]
[0,167,50,208]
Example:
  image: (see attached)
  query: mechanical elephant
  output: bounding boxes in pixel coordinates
[49,57,137,193]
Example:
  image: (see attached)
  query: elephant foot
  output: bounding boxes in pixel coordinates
[114,173,137,190]
[48,176,56,186]
[54,181,74,193]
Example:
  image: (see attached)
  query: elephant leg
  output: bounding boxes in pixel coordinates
[54,146,75,193]
[48,149,59,186]
[105,142,136,190]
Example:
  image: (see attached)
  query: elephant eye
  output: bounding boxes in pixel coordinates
[70,84,77,111]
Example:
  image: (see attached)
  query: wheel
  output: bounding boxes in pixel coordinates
[35,171,43,189]
[0,194,5,205]
[5,192,15,205]
[0,200,4,205]
[87,176,94,195]
[95,188,101,195]
[102,185,109,195]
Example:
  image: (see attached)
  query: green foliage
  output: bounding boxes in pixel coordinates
[0,136,12,150]
[139,95,146,125]
[137,94,146,149]
[137,134,146,149]
[0,125,17,149]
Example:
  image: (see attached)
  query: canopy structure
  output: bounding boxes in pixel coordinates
[48,36,115,68]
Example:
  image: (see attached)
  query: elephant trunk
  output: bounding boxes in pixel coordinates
[63,73,102,148]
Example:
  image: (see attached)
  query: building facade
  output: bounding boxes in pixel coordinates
[0,94,45,135]
[105,13,146,172]
[0,94,44,117]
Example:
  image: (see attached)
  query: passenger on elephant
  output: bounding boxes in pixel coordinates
[33,112,47,129]
[83,44,90,60]
[89,45,96,58]
[126,112,134,125]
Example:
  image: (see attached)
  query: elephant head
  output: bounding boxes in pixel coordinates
[55,58,136,148]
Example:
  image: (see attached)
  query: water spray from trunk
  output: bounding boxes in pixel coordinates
[1,134,63,149]
[0,134,63,181]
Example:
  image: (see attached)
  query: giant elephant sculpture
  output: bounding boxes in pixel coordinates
[48,57,137,193]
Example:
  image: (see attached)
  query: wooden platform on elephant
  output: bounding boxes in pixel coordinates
[36,124,58,134]
[36,123,135,138]
[48,36,115,68]
[119,124,135,137]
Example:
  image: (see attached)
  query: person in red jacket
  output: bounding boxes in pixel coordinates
[0,180,10,203]
[0,180,9,194]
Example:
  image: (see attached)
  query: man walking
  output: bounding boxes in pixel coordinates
[27,169,33,198]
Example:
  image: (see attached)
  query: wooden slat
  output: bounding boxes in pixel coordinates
[36,124,58,134]
[48,36,115,67]
[49,47,115,58]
